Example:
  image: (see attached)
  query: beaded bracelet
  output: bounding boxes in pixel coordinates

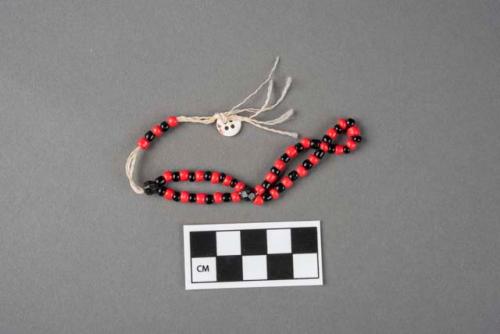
[125,58,363,206]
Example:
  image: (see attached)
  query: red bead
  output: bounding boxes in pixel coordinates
[163,171,173,182]
[296,166,308,177]
[338,118,347,130]
[164,188,174,200]
[309,154,320,165]
[167,116,178,127]
[179,170,189,181]
[347,126,360,137]
[265,172,278,183]
[320,142,329,152]
[231,192,241,202]
[137,137,150,150]
[210,171,220,184]
[213,192,223,204]
[335,145,344,155]
[235,182,246,192]
[296,166,309,177]
[282,177,294,188]
[285,145,298,158]
[222,175,233,187]
[151,125,163,137]
[180,191,189,203]
[326,128,338,139]
[346,139,357,151]
[253,195,264,206]
[196,193,206,204]
[254,184,265,195]
[195,170,205,182]
[269,188,280,200]
[274,159,286,171]
[300,137,311,149]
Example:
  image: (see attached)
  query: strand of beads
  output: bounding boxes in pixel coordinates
[144,170,247,205]
[135,116,362,206]
[249,118,363,205]
[136,116,179,150]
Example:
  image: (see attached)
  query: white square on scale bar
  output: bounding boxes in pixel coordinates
[293,253,318,278]
[242,255,267,280]
[191,257,217,282]
[266,229,291,254]
[216,231,241,256]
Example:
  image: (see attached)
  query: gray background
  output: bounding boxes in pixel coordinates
[1,1,499,333]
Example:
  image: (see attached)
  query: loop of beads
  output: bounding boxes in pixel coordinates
[143,170,247,205]
[135,116,362,206]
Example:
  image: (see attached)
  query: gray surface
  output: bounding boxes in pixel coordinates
[1,1,499,333]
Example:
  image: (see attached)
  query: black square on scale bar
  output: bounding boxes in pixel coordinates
[241,229,267,255]
[267,254,293,280]
[291,227,318,253]
[216,256,243,281]
[190,231,216,257]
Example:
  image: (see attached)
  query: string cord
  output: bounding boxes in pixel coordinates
[126,147,144,194]
[177,56,297,138]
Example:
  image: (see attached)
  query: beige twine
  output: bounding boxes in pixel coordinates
[126,57,296,194]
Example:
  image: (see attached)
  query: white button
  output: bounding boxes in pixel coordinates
[293,253,318,278]
[267,229,292,254]
[216,118,242,137]
[191,257,217,282]
[216,231,241,256]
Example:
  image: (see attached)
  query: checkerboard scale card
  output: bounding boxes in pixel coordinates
[184,221,323,290]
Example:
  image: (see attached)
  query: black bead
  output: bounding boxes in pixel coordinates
[188,172,196,182]
[155,176,166,185]
[311,139,321,149]
[160,121,169,132]
[204,171,212,181]
[145,131,155,142]
[262,181,271,190]
[205,194,214,204]
[230,179,238,187]
[314,149,325,159]
[172,191,180,201]
[189,193,197,202]
[263,193,273,202]
[288,170,299,181]
[219,173,226,182]
[334,125,343,133]
[322,135,332,144]
[275,183,285,193]
[270,167,280,175]
[240,187,256,201]
[346,118,356,127]
[353,135,362,143]
[328,144,336,154]
[222,193,232,202]
[157,186,166,196]
[143,181,158,195]
[280,154,291,163]
[302,159,313,170]
[343,146,350,154]
[171,172,180,182]
[295,143,304,152]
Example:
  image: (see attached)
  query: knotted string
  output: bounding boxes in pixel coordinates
[177,56,298,138]
[126,57,296,194]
